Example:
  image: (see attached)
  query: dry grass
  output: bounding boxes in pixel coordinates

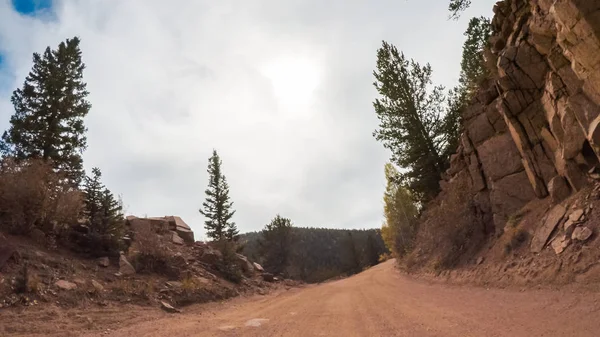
[405,173,487,271]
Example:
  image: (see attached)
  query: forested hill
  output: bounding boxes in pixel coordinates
[240,227,388,283]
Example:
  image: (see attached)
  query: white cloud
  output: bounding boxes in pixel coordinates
[0,0,496,238]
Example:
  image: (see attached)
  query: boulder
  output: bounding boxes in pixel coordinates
[548,176,571,203]
[97,257,110,268]
[160,301,182,314]
[572,226,593,242]
[551,235,570,254]
[119,253,136,276]
[199,248,222,265]
[235,254,255,276]
[55,280,77,290]
[531,204,567,253]
[168,216,195,243]
[91,280,104,292]
[171,232,184,245]
[262,273,275,282]
[253,262,264,272]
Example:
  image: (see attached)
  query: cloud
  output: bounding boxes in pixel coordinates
[0,0,496,238]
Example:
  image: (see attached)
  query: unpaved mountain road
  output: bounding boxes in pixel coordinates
[84,260,599,337]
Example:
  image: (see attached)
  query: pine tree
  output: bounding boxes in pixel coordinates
[199,150,238,242]
[343,231,362,274]
[260,215,294,275]
[459,17,492,95]
[364,234,380,267]
[83,167,124,253]
[449,0,471,19]
[373,41,451,203]
[2,37,90,186]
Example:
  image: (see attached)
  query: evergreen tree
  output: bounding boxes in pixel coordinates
[343,231,362,274]
[2,37,90,186]
[199,150,238,242]
[459,17,492,95]
[82,167,124,254]
[449,0,471,19]
[260,215,294,275]
[364,233,380,267]
[373,41,451,203]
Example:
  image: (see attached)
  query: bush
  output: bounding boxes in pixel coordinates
[504,227,529,255]
[214,240,243,283]
[129,225,171,275]
[0,158,83,235]
[406,173,487,270]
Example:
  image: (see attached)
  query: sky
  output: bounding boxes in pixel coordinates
[0,0,496,240]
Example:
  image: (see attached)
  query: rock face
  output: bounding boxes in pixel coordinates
[442,0,600,234]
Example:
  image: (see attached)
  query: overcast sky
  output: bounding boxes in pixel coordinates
[0,0,496,239]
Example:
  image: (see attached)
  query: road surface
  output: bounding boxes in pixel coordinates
[90,260,600,337]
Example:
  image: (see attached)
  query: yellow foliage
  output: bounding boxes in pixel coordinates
[381,163,419,257]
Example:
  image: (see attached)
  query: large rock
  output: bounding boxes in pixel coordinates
[548,176,571,203]
[119,253,136,276]
[166,216,195,243]
[97,257,110,268]
[572,226,593,242]
[199,248,223,265]
[262,273,275,282]
[551,235,570,255]
[91,280,104,292]
[235,254,255,276]
[55,280,77,290]
[253,262,264,272]
[531,204,567,253]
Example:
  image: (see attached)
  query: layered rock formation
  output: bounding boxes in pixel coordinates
[444,0,600,234]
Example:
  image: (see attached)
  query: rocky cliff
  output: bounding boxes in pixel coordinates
[445,0,600,236]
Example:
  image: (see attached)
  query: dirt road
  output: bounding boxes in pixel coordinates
[83,260,600,337]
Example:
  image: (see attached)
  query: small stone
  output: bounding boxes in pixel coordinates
[166,281,183,288]
[55,280,77,290]
[97,257,110,268]
[160,301,181,313]
[551,235,570,255]
[476,257,485,265]
[572,227,593,242]
[91,280,104,292]
[73,278,86,286]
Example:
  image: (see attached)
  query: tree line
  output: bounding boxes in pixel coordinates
[240,224,387,283]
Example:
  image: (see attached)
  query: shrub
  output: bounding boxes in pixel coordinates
[504,227,529,255]
[214,240,243,283]
[129,225,171,275]
[0,158,83,235]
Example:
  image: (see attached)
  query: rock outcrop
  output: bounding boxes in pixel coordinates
[127,215,195,244]
[443,0,600,234]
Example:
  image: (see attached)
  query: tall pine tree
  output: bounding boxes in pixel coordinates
[373,41,452,203]
[2,37,90,186]
[199,150,238,242]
